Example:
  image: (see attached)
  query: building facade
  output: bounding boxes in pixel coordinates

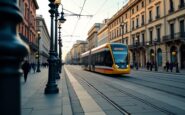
[107,0,185,69]
[18,0,39,62]
[87,23,104,50]
[36,15,50,64]
[97,19,109,46]
[68,40,88,64]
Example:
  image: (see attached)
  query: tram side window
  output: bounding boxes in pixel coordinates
[105,51,113,67]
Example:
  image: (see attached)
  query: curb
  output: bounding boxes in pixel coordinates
[62,68,73,115]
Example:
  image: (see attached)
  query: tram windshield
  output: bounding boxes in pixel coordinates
[111,44,128,65]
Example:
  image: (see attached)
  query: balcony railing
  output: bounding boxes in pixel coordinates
[141,22,144,26]
[155,15,160,19]
[169,8,174,14]
[148,18,152,23]
[163,32,185,42]
[178,3,185,9]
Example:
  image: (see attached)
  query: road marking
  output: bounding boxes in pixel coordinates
[65,67,106,115]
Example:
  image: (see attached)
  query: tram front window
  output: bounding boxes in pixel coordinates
[111,44,128,68]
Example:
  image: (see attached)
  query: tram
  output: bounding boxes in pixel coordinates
[81,43,130,74]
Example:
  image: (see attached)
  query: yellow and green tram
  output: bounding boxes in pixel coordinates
[81,43,130,74]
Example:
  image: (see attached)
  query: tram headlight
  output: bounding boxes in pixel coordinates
[115,64,119,68]
[127,65,129,68]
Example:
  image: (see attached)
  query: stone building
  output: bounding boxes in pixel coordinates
[107,0,185,69]
[18,0,39,62]
[87,23,104,50]
[36,15,50,64]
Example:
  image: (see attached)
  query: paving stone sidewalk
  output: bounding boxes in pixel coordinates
[21,68,62,115]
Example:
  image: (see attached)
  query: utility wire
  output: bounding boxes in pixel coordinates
[71,0,87,35]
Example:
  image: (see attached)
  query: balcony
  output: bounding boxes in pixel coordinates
[163,32,185,43]
[169,8,174,14]
[141,22,144,26]
[128,42,147,49]
[178,3,185,9]
[155,15,160,19]
[148,18,152,23]
[136,25,139,28]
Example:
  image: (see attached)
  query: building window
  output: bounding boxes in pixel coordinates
[149,30,153,44]
[142,33,145,45]
[156,6,160,19]
[149,10,152,22]
[170,23,175,38]
[156,28,161,42]
[132,37,135,45]
[132,20,134,30]
[179,0,185,9]
[169,0,174,13]
[125,13,127,18]
[180,20,185,37]
[142,15,145,25]
[136,5,139,11]
[136,17,139,28]
[125,23,128,33]
[132,8,134,14]
[141,1,144,8]
[149,0,152,3]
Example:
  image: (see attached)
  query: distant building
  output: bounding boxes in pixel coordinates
[18,0,39,62]
[107,0,185,69]
[36,15,50,64]
[87,23,104,50]
[68,40,88,64]
[97,19,109,46]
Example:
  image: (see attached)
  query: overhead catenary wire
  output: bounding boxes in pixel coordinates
[71,0,87,35]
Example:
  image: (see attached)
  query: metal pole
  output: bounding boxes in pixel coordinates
[155,43,158,71]
[0,0,29,114]
[58,24,62,73]
[37,34,41,72]
[54,4,60,79]
[45,0,59,94]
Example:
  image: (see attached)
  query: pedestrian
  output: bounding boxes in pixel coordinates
[170,62,173,72]
[146,61,149,70]
[150,61,153,71]
[22,60,31,82]
[31,63,36,73]
[166,61,170,72]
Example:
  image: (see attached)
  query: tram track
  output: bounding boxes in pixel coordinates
[79,77,131,115]
[67,66,185,114]
[120,76,185,99]
[70,70,176,115]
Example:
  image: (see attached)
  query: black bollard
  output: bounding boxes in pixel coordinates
[176,63,180,73]
[0,0,29,114]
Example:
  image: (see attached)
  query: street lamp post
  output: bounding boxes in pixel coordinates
[172,51,180,73]
[135,37,138,70]
[154,39,158,71]
[36,31,41,72]
[0,0,29,114]
[45,0,59,94]
[54,0,61,79]
[58,4,66,72]
[58,23,62,73]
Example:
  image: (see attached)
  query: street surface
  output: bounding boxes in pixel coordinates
[65,65,185,115]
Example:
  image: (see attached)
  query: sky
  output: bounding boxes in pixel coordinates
[36,0,128,60]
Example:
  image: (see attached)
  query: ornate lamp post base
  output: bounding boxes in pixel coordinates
[45,51,59,94]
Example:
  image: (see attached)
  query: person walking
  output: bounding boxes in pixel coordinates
[170,62,173,72]
[166,61,170,72]
[31,63,36,73]
[22,60,31,82]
